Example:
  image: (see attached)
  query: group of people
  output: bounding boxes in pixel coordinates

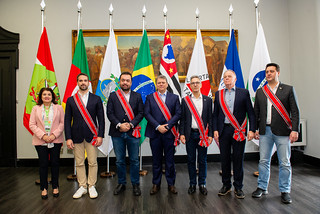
[30,62,299,205]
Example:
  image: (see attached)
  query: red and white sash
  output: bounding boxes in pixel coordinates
[115,90,141,138]
[73,93,98,145]
[153,92,180,146]
[219,89,247,142]
[262,84,292,129]
[184,96,210,147]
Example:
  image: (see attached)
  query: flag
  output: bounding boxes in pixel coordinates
[218,29,245,90]
[248,23,270,103]
[182,29,212,97]
[160,29,181,98]
[23,27,60,134]
[131,30,156,144]
[62,29,92,109]
[95,29,121,156]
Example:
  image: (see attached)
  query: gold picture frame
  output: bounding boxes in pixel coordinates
[72,29,238,94]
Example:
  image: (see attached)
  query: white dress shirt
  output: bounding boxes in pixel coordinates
[266,82,279,125]
[78,91,89,107]
[191,94,203,129]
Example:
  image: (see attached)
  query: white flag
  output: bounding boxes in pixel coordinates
[95,29,121,156]
[182,29,212,98]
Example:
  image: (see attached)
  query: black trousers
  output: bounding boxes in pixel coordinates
[220,125,246,190]
[35,143,62,191]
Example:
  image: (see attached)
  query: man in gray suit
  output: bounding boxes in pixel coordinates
[252,63,300,204]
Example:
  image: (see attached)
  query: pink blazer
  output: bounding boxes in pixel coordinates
[29,104,65,145]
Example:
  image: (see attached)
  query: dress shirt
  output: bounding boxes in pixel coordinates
[155,90,168,130]
[123,89,131,102]
[266,82,279,125]
[224,86,236,124]
[78,91,89,107]
[191,94,203,129]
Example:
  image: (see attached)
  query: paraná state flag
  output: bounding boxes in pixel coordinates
[131,30,156,144]
[160,29,181,98]
[95,29,121,156]
[62,29,92,109]
[23,27,60,134]
[183,29,212,97]
[219,29,245,90]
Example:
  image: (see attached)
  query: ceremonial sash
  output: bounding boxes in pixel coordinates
[73,93,98,145]
[184,96,210,147]
[153,92,180,146]
[262,84,292,129]
[115,90,141,138]
[219,89,247,142]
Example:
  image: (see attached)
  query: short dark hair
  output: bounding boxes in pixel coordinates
[156,75,168,83]
[77,73,89,81]
[190,75,200,82]
[266,63,280,72]
[119,71,132,80]
[37,87,58,105]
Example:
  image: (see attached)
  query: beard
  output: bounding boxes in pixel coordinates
[79,84,88,91]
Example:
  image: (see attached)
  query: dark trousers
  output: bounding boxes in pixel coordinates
[186,130,208,186]
[35,143,62,191]
[150,135,176,186]
[220,125,246,190]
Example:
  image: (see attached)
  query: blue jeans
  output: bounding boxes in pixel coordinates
[186,130,207,186]
[258,126,291,193]
[112,133,140,185]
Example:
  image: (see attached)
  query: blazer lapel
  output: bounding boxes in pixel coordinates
[52,104,57,123]
[37,105,45,127]
[201,96,206,119]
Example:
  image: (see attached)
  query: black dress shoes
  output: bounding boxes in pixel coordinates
[114,184,126,195]
[281,192,292,204]
[41,194,48,200]
[218,185,231,196]
[199,185,208,195]
[150,184,160,195]
[53,189,59,197]
[188,185,196,194]
[133,184,141,196]
[168,185,178,194]
[234,189,245,199]
[252,188,268,198]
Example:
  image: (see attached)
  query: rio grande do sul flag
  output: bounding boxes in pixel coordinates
[62,29,92,109]
[159,29,181,98]
[131,30,156,144]
[182,29,212,97]
[23,27,60,134]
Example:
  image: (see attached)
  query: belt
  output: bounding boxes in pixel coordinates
[191,128,199,132]
[266,124,271,126]
[224,123,233,127]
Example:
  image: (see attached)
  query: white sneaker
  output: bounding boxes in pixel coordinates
[73,186,87,199]
[89,186,98,199]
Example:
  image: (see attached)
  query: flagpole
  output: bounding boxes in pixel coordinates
[254,0,260,32]
[100,3,116,179]
[196,8,200,31]
[77,0,82,36]
[163,5,168,32]
[40,0,45,33]
[142,5,146,33]
[229,4,233,40]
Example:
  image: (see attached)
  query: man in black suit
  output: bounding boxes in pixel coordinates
[213,70,255,199]
[107,72,144,196]
[65,73,105,199]
[180,75,213,195]
[252,63,300,204]
[144,75,181,195]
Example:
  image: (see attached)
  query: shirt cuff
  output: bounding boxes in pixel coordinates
[116,123,121,129]
[155,125,160,130]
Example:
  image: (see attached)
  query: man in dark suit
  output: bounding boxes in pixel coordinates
[180,75,213,195]
[213,70,255,199]
[65,73,105,199]
[145,75,181,195]
[252,63,299,204]
[107,72,144,196]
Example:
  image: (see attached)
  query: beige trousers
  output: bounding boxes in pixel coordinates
[74,140,98,188]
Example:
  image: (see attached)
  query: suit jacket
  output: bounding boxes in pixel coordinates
[107,90,144,137]
[144,92,181,139]
[254,83,300,136]
[29,104,65,145]
[213,87,255,135]
[64,92,105,143]
[180,95,213,142]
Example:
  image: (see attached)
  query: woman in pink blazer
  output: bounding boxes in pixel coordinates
[29,87,64,199]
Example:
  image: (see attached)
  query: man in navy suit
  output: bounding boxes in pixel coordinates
[180,75,213,195]
[252,63,300,204]
[144,75,181,195]
[65,73,105,199]
[107,72,144,196]
[213,70,255,199]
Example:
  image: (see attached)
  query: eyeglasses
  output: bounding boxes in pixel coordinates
[190,82,201,85]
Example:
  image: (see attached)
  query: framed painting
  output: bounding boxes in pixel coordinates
[72,29,238,94]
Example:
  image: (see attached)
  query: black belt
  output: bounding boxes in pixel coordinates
[224,123,233,127]
[191,128,199,132]
[266,124,271,126]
